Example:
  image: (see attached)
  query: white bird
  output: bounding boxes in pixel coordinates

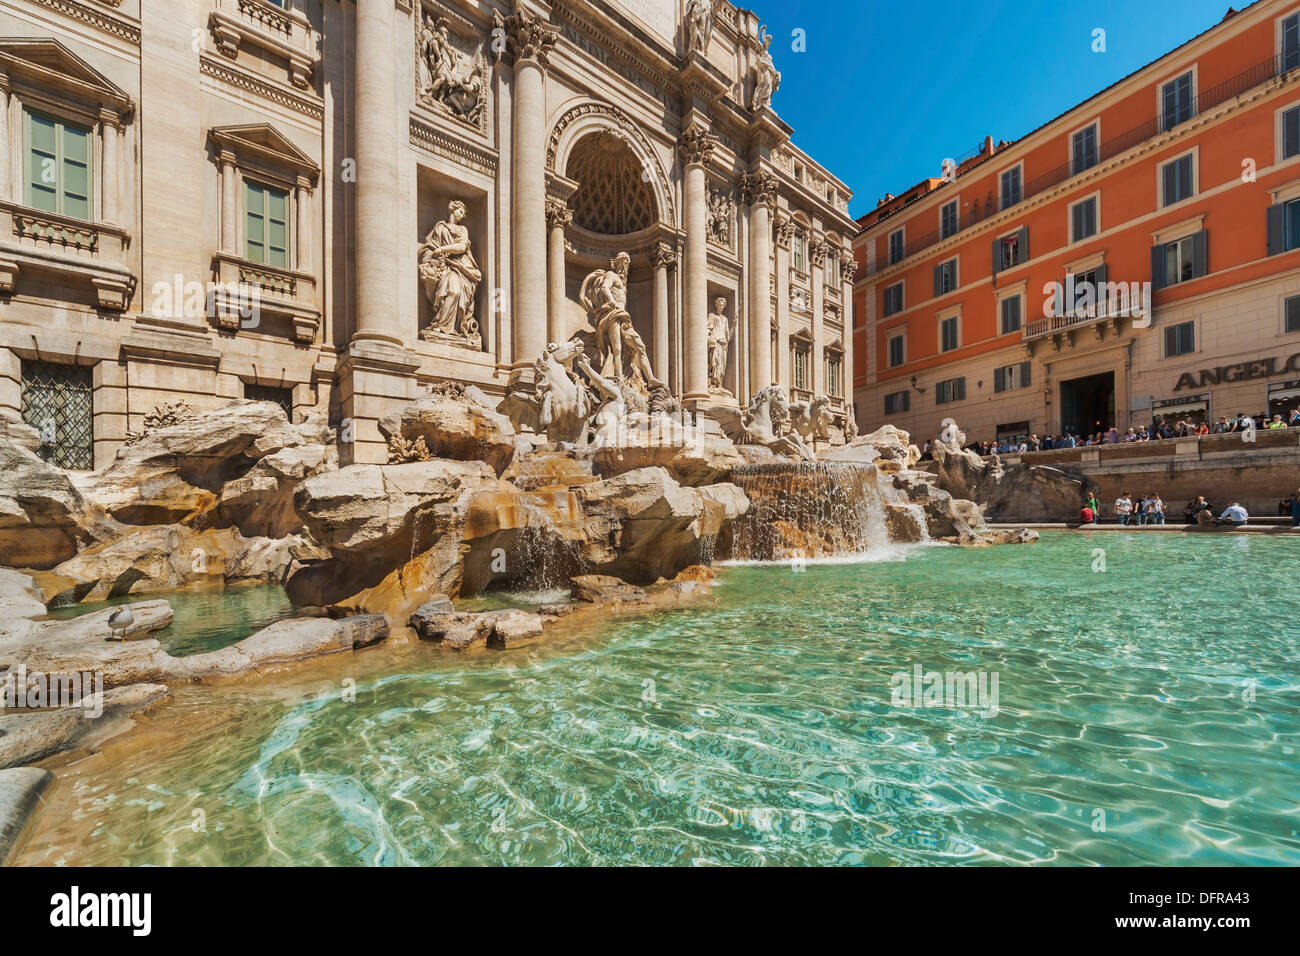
[106,604,134,642]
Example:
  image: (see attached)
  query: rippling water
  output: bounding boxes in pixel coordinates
[21,533,1300,866]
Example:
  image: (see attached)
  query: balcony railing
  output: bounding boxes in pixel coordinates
[869,53,1297,275]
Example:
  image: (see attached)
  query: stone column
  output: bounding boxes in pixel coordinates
[774,217,793,388]
[841,251,858,428]
[295,176,312,272]
[219,151,237,254]
[0,77,9,201]
[99,110,120,225]
[501,10,557,366]
[652,242,676,386]
[545,198,571,346]
[743,172,776,391]
[679,123,716,401]
[353,0,402,346]
[811,239,827,395]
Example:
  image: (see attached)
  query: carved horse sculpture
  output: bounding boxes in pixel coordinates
[496,340,592,444]
[789,394,834,444]
[725,384,816,460]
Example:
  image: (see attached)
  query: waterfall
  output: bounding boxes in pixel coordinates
[720,461,899,561]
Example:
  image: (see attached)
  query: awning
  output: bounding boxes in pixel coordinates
[1268,387,1300,402]
[1152,398,1209,415]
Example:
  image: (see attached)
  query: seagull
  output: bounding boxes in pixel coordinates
[106,604,134,642]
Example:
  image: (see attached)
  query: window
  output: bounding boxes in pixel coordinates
[940,315,959,352]
[1160,232,1207,286]
[1000,166,1022,209]
[1284,12,1299,72]
[993,227,1028,275]
[826,252,839,286]
[1286,294,1300,334]
[1000,295,1022,335]
[888,333,905,368]
[933,258,957,296]
[883,282,904,317]
[884,390,910,415]
[940,200,959,239]
[1267,197,1300,255]
[888,228,905,265]
[21,359,94,470]
[1161,71,1195,130]
[245,180,289,267]
[1161,154,1194,206]
[825,353,842,397]
[935,376,966,405]
[994,361,1032,393]
[1284,105,1300,161]
[1072,123,1099,174]
[793,234,807,272]
[1164,320,1195,357]
[24,109,92,220]
[793,346,809,390]
[1070,196,1098,242]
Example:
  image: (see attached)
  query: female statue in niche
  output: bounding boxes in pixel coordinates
[420,200,482,341]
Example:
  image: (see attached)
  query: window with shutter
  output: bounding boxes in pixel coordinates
[1284,106,1300,161]
[889,229,905,264]
[1071,197,1097,242]
[940,316,959,352]
[24,109,93,220]
[1000,295,1022,335]
[1020,361,1031,386]
[1284,13,1300,72]
[1164,321,1195,357]
[994,367,1006,393]
[1162,72,1194,130]
[245,179,289,267]
[1285,295,1300,334]
[941,201,959,238]
[1000,167,1022,209]
[888,334,905,368]
[1161,155,1194,206]
[1287,198,1300,253]
[883,283,904,317]
[1072,124,1099,174]
[884,391,910,415]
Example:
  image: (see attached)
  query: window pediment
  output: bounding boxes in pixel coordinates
[0,37,132,120]
[208,124,319,185]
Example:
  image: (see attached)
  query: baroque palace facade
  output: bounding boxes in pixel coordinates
[853,0,1300,445]
[0,0,855,468]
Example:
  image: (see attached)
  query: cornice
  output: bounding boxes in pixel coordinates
[25,0,140,46]
[199,53,324,121]
[409,113,499,176]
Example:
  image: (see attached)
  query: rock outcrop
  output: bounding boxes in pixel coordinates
[930,442,1094,522]
[0,411,88,569]
[379,384,517,476]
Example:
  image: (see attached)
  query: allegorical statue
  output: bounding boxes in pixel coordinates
[686,0,715,54]
[707,296,733,392]
[417,14,486,125]
[752,26,781,110]
[707,188,733,246]
[579,252,663,393]
[420,200,482,341]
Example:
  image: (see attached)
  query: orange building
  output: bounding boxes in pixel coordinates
[852,0,1300,445]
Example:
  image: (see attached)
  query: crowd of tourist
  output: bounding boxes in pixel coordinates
[1079,490,1300,527]
[947,408,1300,458]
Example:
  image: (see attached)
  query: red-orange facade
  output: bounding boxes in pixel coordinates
[852,0,1300,444]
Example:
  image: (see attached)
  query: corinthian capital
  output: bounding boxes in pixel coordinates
[840,251,858,283]
[810,239,829,267]
[652,241,678,269]
[545,198,572,229]
[775,217,797,250]
[492,9,558,68]
[739,171,779,209]
[677,122,718,168]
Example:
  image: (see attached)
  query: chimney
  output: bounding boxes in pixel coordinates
[983,135,995,155]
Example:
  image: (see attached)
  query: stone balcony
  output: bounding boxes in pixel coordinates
[1022,288,1150,354]
[210,251,319,344]
[208,0,317,90]
[0,200,135,310]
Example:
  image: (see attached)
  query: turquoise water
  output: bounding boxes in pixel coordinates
[42,586,296,656]
[22,533,1300,865]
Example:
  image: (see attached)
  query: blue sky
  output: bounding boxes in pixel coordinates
[762,0,1246,218]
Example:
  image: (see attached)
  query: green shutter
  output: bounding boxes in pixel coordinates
[60,123,90,220]
[23,111,93,219]
[1285,107,1300,161]
[267,188,288,267]
[26,112,58,212]
[1151,243,1167,289]
[1191,230,1208,279]
[1020,361,1031,386]
[245,181,264,262]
